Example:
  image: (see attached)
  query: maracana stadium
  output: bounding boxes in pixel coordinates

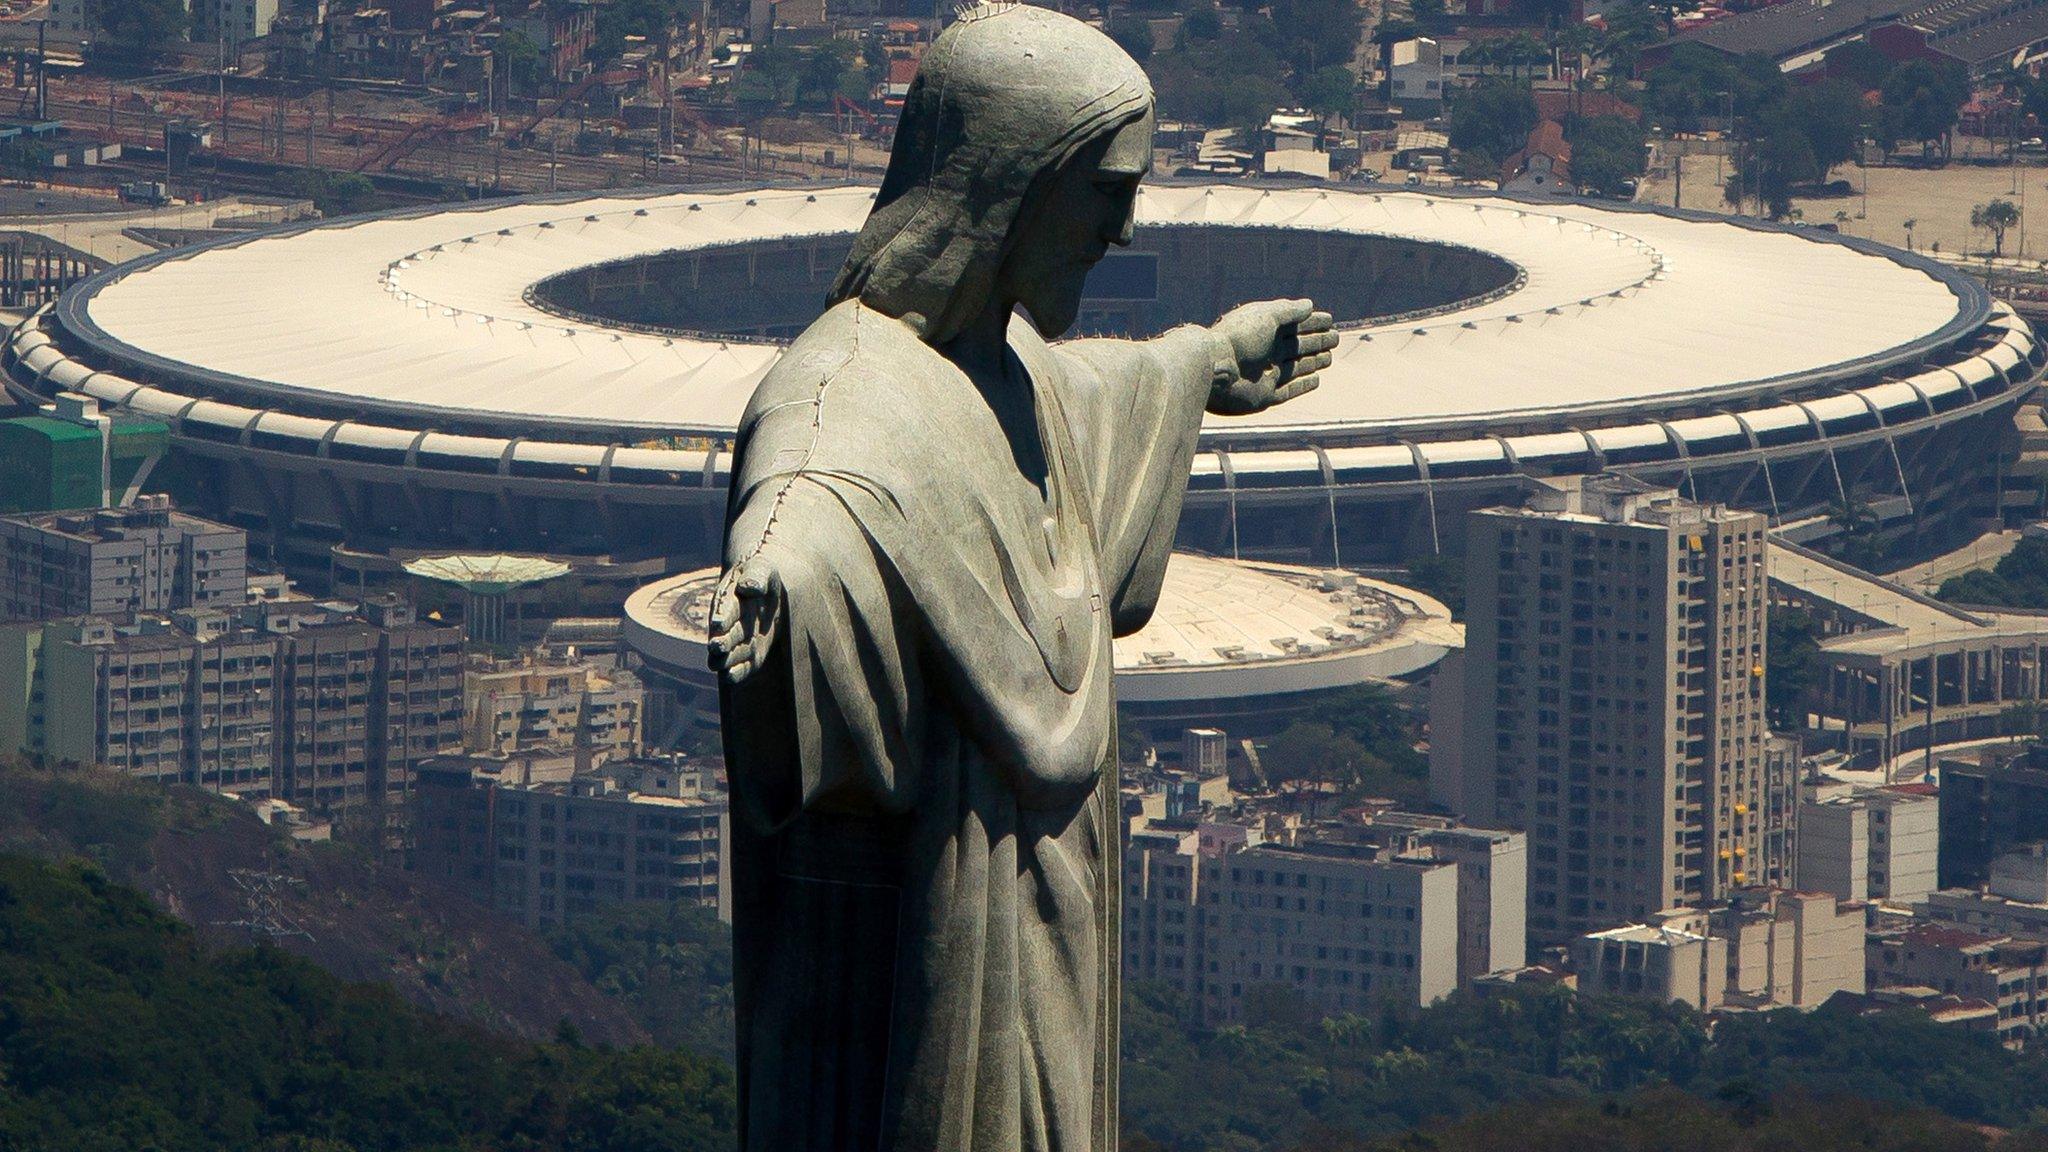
[4,179,2037,583]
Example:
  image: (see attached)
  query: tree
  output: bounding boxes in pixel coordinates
[798,37,865,105]
[494,29,548,98]
[1411,0,1452,32]
[1598,0,1670,80]
[1449,80,1539,165]
[1825,40,1895,92]
[289,171,384,217]
[1787,79,1865,178]
[594,0,687,65]
[1301,65,1358,140]
[1568,114,1647,196]
[1727,125,1816,218]
[1271,0,1368,73]
[1261,722,1373,812]
[1973,198,2021,256]
[1492,33,1549,81]
[739,42,802,107]
[1374,17,1422,45]
[1182,3,1223,42]
[1553,22,1601,74]
[92,0,189,62]
[1880,59,1970,160]
[1766,609,1821,730]
[1106,12,1156,64]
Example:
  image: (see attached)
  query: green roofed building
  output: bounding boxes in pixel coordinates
[0,413,169,515]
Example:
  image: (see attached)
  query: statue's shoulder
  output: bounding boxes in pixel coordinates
[743,300,931,426]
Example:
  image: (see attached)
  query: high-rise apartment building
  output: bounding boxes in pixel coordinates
[0,597,463,811]
[0,498,246,624]
[1454,475,1786,943]
[274,597,466,810]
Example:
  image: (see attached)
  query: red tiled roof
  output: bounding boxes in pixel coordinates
[1501,119,1570,184]
[1900,925,2005,951]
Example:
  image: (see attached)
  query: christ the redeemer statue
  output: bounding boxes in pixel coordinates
[707,5,1334,1149]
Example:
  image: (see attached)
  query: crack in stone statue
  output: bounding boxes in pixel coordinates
[708,5,1334,1148]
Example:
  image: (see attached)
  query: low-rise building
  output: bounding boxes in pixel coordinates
[1574,913,1728,1011]
[1867,924,2048,1042]
[1941,743,2048,890]
[1917,842,2048,940]
[1797,781,1939,907]
[1388,38,1444,111]
[411,754,728,929]
[1712,887,1865,1008]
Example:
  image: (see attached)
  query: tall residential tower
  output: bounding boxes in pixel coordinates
[1451,476,1787,943]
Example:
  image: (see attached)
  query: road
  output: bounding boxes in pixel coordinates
[23,72,879,202]
[8,196,277,263]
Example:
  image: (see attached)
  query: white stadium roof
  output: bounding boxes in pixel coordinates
[59,182,1977,439]
[622,552,1461,703]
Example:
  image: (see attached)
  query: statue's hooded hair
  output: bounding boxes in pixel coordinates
[827,2,1154,344]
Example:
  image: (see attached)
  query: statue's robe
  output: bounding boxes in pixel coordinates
[720,299,1218,1152]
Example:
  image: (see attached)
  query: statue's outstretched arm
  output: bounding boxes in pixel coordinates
[1203,299,1336,415]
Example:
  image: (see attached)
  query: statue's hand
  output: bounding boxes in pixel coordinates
[707,557,786,684]
[1206,298,1336,416]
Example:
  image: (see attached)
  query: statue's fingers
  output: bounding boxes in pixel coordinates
[1285,351,1334,381]
[707,622,746,662]
[1270,298,1316,327]
[1275,375,1320,402]
[1297,310,1335,335]
[1298,328,1340,356]
[722,652,758,682]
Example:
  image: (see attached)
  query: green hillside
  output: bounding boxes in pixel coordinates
[0,853,735,1152]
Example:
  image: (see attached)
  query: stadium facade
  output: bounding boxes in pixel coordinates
[3,180,2038,585]
[624,553,1462,751]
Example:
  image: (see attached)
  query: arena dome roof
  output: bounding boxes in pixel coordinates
[623,552,1460,705]
[47,181,1986,441]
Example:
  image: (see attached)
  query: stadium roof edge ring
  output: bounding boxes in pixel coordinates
[4,178,2038,567]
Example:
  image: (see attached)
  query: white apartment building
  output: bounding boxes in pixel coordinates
[1575,914,1728,1010]
[1712,888,1865,1008]
[1388,37,1444,110]
[1797,781,1939,907]
[1123,811,1525,1024]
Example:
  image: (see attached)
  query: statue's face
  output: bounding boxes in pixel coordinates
[1003,108,1155,338]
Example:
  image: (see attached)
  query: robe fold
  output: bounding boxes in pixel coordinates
[720,299,1217,1152]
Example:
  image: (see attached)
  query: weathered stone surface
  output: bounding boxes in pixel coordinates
[707,6,1335,1149]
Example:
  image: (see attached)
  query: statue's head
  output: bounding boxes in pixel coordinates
[829,3,1155,343]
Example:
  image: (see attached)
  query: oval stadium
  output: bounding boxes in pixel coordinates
[624,552,1462,750]
[3,179,2037,587]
